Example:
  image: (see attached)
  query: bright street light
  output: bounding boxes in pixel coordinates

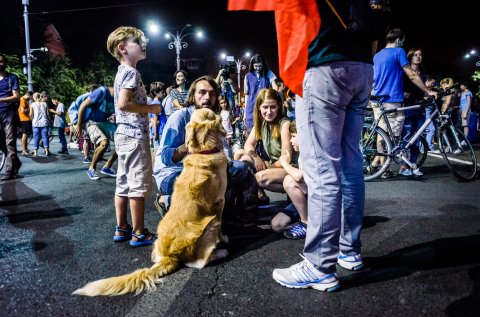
[164,24,203,71]
[147,21,160,35]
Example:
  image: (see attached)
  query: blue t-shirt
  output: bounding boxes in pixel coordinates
[0,73,19,112]
[373,48,410,103]
[86,86,115,122]
[460,90,473,112]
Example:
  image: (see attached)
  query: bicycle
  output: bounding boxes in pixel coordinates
[361,89,477,181]
[362,97,429,180]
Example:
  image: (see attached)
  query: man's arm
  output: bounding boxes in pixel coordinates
[158,109,188,166]
[118,88,161,114]
[0,90,20,103]
[75,97,92,137]
[403,65,436,98]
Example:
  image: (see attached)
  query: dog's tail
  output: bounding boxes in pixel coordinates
[72,256,179,297]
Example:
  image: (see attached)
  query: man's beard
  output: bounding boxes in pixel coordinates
[195,101,213,109]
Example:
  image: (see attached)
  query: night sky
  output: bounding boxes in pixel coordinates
[2,0,479,86]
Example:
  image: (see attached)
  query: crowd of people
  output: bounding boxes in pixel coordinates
[1,3,480,292]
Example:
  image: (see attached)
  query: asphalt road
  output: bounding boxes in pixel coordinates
[1,139,479,317]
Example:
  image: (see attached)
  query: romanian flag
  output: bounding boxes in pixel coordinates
[228,0,320,96]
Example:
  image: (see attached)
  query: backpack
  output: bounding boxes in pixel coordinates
[328,0,391,41]
[68,92,90,125]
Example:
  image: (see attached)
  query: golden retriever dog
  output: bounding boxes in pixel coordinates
[73,108,229,296]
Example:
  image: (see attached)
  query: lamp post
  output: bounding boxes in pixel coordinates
[222,53,251,106]
[22,0,48,91]
[164,24,203,71]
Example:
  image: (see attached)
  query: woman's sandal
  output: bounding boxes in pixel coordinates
[129,229,156,247]
[113,224,133,242]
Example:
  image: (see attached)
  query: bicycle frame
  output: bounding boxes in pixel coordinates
[369,100,438,169]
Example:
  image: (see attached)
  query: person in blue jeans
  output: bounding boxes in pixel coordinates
[153,76,250,212]
[50,98,68,154]
[272,1,386,292]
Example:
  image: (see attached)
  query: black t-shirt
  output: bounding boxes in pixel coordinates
[308,0,384,67]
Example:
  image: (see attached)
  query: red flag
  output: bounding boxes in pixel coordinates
[228,0,320,96]
[44,24,66,59]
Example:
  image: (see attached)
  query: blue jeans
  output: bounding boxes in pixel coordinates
[33,126,49,150]
[402,109,425,163]
[425,106,436,150]
[159,160,249,210]
[57,127,67,150]
[297,61,373,274]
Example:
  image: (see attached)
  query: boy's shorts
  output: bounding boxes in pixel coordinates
[114,133,152,198]
[280,205,300,223]
[86,121,116,145]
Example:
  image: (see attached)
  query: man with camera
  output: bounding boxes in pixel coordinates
[215,65,239,116]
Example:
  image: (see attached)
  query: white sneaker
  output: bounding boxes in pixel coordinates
[398,168,413,176]
[272,254,340,292]
[460,140,467,146]
[337,252,364,271]
[412,168,423,176]
[453,149,461,154]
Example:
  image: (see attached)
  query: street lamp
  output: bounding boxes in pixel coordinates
[222,52,251,105]
[164,24,203,71]
[22,0,49,91]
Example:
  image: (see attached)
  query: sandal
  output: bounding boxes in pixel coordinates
[113,224,132,242]
[129,229,156,247]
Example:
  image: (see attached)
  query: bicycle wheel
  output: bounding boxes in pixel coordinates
[415,136,428,168]
[0,150,5,171]
[361,124,393,181]
[438,126,477,181]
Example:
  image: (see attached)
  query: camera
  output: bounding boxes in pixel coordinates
[220,63,236,81]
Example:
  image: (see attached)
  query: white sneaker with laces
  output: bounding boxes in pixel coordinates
[337,252,364,271]
[272,254,340,292]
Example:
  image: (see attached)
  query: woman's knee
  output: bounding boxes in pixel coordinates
[283,175,296,190]
[234,149,245,160]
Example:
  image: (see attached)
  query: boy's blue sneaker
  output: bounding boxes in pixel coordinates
[100,167,117,177]
[87,168,100,180]
[284,222,307,239]
[272,254,340,292]
[337,252,364,271]
[83,157,92,164]
[129,229,156,247]
[113,225,132,242]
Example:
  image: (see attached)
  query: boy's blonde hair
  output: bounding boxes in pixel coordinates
[107,26,147,61]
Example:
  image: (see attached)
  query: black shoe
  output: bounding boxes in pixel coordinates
[58,149,69,154]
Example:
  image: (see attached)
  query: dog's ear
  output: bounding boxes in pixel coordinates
[186,121,199,151]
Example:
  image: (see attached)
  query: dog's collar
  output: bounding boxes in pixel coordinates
[189,148,222,155]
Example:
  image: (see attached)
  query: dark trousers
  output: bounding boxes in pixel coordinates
[0,109,21,175]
